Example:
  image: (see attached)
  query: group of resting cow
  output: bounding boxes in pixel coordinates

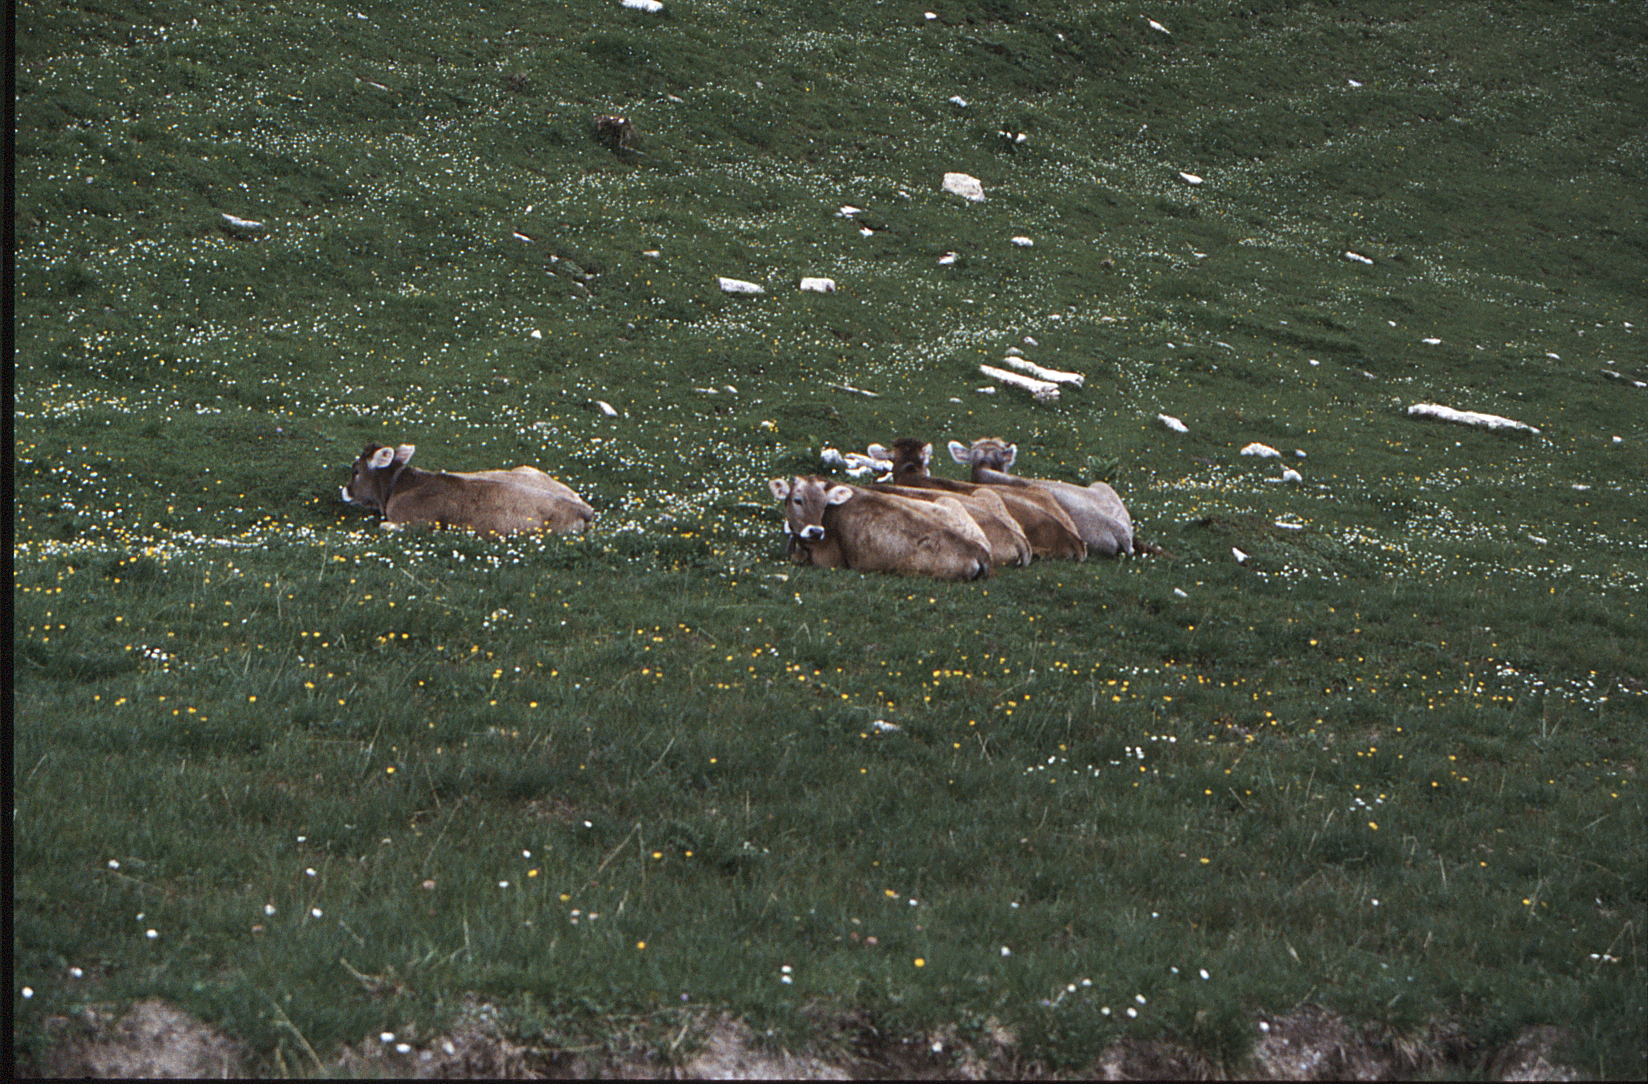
[341,436,1151,582]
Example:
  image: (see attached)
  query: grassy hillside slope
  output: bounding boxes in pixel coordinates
[14,0,1646,1075]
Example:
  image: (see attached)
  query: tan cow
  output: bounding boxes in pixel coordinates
[341,443,594,536]
[869,480,1031,568]
[768,475,991,581]
[948,437,1136,557]
[868,439,1087,561]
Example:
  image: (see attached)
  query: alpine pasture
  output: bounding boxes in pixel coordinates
[13,0,1646,1075]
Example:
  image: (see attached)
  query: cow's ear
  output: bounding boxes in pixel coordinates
[393,444,416,466]
[866,443,890,460]
[947,440,971,465]
[768,478,791,499]
[1001,443,1018,469]
[824,485,854,506]
[368,446,397,469]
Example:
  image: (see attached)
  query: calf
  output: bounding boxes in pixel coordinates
[768,475,991,581]
[341,443,594,536]
[869,439,1087,561]
[948,437,1137,557]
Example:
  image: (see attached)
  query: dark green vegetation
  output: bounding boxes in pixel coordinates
[14,0,1645,1075]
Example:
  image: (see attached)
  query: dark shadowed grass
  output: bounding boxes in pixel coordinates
[14,0,1647,1075]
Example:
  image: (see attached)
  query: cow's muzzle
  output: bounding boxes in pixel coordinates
[799,525,825,541]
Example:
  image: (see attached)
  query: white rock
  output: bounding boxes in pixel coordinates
[1240,442,1282,458]
[1010,236,1034,247]
[221,213,265,231]
[1613,436,1624,444]
[1407,403,1539,434]
[717,276,765,295]
[871,720,900,732]
[1232,547,1249,564]
[1158,413,1189,433]
[641,249,661,258]
[1348,78,1363,87]
[979,364,1058,401]
[859,226,874,237]
[938,252,958,265]
[799,277,837,293]
[1281,469,1303,483]
[819,448,847,468]
[1147,17,1170,34]
[1002,355,1082,386]
[621,0,663,11]
[512,231,532,242]
[1422,337,1442,345]
[595,400,619,417]
[943,172,985,202]
[949,95,968,106]
[1179,172,1203,185]
[529,329,542,339]
[836,205,863,218]
[926,11,938,20]
[1345,251,1374,265]
[1173,587,1189,598]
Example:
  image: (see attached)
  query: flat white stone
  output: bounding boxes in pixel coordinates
[1407,403,1538,433]
[943,172,985,202]
[717,276,765,295]
[799,277,836,293]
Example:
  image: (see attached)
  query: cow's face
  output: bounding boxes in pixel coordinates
[341,443,415,509]
[769,475,850,541]
[949,438,1016,472]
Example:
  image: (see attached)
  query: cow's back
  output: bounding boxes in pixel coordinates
[828,489,990,580]
[890,475,1084,561]
[385,472,592,535]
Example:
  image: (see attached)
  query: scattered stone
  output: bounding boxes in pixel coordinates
[1407,402,1539,434]
[943,172,985,202]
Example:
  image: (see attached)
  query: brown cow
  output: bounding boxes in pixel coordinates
[341,443,594,536]
[768,475,991,581]
[868,439,1087,561]
[869,480,1032,568]
[948,438,1137,557]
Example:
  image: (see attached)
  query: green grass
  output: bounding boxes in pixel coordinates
[14,0,1647,1075]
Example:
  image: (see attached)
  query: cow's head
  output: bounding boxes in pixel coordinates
[949,437,1016,472]
[768,475,851,541]
[341,443,416,509]
[868,439,931,479]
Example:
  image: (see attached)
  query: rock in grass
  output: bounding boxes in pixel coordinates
[979,364,1059,402]
[621,0,663,12]
[799,277,836,293]
[943,173,985,202]
[220,213,265,236]
[717,277,765,295]
[1241,442,1282,458]
[1158,413,1189,433]
[1406,403,1540,434]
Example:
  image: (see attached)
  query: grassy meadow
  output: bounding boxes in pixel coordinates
[13,0,1647,1075]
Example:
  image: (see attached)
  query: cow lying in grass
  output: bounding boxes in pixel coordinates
[948,437,1139,557]
[769,475,991,581]
[341,443,594,536]
[868,438,1087,561]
